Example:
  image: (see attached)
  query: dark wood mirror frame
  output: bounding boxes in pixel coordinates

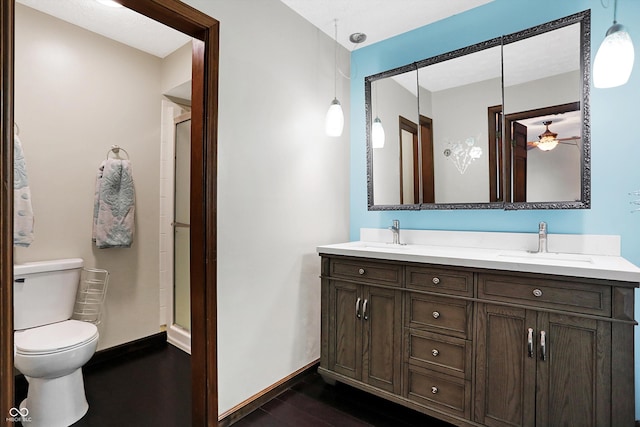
[365,10,591,211]
[0,1,220,426]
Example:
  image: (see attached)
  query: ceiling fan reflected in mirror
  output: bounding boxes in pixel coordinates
[536,120,559,151]
[527,119,581,151]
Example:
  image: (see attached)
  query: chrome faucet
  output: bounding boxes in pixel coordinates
[389,219,401,245]
[537,221,548,253]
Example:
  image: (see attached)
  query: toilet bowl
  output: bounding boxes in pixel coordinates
[13,258,99,427]
[15,320,99,427]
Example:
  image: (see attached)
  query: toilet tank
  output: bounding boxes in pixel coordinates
[13,258,84,330]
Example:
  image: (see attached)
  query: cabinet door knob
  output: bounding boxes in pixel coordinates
[540,330,547,361]
[432,277,440,285]
[527,328,534,358]
[355,297,361,319]
[431,386,438,394]
[358,268,365,275]
[432,349,439,357]
[532,288,543,297]
[362,299,368,321]
[432,311,440,319]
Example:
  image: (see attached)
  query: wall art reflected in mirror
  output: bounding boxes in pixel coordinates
[365,10,590,210]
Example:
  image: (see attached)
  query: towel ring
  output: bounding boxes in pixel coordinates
[106,145,130,160]
[14,122,19,135]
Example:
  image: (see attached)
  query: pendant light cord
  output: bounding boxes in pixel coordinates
[333,19,338,98]
[601,0,618,23]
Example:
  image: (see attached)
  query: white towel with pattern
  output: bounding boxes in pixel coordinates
[13,134,34,247]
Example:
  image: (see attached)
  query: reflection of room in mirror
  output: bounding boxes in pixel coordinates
[516,110,581,203]
[516,110,581,150]
[371,68,419,206]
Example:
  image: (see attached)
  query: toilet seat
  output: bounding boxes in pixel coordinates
[15,320,98,355]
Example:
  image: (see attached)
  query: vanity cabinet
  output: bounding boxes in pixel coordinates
[323,258,403,394]
[475,304,610,427]
[318,255,637,427]
[475,273,616,427]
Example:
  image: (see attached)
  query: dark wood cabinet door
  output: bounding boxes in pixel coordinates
[361,286,402,394]
[475,303,536,427]
[535,312,611,427]
[328,281,362,380]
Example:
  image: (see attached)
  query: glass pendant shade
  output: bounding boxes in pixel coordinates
[325,98,344,137]
[372,117,385,148]
[594,23,635,88]
[537,121,559,151]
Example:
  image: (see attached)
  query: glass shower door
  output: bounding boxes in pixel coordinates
[173,115,191,332]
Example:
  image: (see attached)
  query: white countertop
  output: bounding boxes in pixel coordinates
[317,229,640,283]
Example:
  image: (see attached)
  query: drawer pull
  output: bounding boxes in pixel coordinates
[431,386,438,394]
[363,299,369,321]
[432,311,440,319]
[527,328,534,358]
[355,297,361,319]
[358,268,365,275]
[532,288,543,297]
[432,349,439,357]
[432,277,440,285]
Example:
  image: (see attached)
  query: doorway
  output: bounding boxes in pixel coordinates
[0,1,219,425]
[398,115,435,204]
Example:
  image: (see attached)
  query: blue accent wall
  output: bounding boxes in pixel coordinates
[349,0,640,416]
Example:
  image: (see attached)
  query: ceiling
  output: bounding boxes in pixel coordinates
[16,0,494,57]
[278,0,494,51]
[16,0,191,58]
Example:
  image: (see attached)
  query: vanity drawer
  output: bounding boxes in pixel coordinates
[406,266,473,297]
[406,293,473,339]
[329,258,402,286]
[405,365,471,420]
[478,273,611,317]
[406,329,471,379]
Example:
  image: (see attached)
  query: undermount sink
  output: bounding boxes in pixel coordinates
[498,251,593,264]
[357,242,411,250]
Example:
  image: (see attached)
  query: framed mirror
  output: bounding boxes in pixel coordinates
[417,39,503,208]
[366,63,421,209]
[365,10,590,210]
[501,13,590,209]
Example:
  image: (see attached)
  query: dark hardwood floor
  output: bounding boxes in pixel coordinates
[15,344,453,427]
[236,373,454,427]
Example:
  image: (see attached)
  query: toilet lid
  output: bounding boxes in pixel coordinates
[14,320,98,355]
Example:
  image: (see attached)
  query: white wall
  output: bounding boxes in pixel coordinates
[14,4,163,350]
[184,0,351,416]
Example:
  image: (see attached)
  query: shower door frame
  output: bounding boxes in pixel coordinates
[0,1,220,426]
[168,111,192,354]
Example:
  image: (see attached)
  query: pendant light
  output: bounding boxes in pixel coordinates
[594,0,635,88]
[536,121,559,151]
[372,118,385,148]
[325,19,344,137]
[371,82,385,148]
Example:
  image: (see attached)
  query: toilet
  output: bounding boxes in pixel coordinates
[13,258,99,427]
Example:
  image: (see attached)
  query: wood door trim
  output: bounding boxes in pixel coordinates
[1,1,16,425]
[0,1,219,426]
